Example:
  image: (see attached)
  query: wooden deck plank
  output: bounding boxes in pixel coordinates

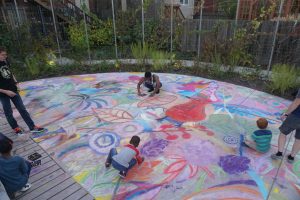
[13,140,35,151]
[14,143,38,155]
[64,188,90,200]
[1,119,93,200]
[16,169,65,199]
[17,173,70,200]
[30,160,57,176]
[48,183,81,200]
[29,165,61,183]
[81,194,95,200]
[32,169,65,187]
[19,147,44,157]
[34,177,76,200]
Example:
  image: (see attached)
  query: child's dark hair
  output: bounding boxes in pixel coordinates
[256,118,268,129]
[145,72,152,78]
[0,46,7,53]
[130,135,141,147]
[0,140,13,154]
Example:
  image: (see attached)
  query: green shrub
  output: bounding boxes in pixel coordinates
[270,64,299,95]
[151,50,170,71]
[89,19,113,46]
[68,21,90,51]
[131,42,154,68]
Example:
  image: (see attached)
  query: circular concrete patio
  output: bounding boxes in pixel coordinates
[8,73,300,200]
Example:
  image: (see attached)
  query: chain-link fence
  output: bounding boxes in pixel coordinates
[1,0,299,69]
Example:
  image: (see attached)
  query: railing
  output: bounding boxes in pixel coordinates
[34,0,92,23]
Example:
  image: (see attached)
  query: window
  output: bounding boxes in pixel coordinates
[180,0,189,5]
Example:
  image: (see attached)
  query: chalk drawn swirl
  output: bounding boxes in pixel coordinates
[89,132,120,155]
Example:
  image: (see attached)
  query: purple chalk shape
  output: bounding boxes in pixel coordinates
[141,138,169,157]
[218,155,250,175]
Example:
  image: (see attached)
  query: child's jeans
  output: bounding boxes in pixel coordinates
[0,180,10,200]
[106,148,137,173]
[144,82,162,91]
[0,93,35,130]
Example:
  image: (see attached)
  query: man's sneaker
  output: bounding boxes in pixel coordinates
[105,163,110,168]
[148,88,154,92]
[119,171,127,178]
[287,155,295,164]
[14,127,24,135]
[30,126,45,134]
[271,152,283,160]
[20,183,31,192]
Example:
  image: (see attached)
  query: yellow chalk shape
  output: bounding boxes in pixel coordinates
[19,90,26,96]
[74,171,89,182]
[96,195,112,200]
[274,187,279,193]
[83,77,95,81]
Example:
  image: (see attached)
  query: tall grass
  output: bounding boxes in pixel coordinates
[270,64,299,95]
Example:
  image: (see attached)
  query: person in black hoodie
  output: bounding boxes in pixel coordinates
[0,47,45,135]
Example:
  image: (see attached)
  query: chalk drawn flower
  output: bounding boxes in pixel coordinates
[218,155,250,174]
[223,136,239,145]
[141,138,169,157]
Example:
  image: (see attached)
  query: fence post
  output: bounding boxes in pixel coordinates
[197,0,204,58]
[170,0,174,54]
[111,0,118,59]
[142,0,145,46]
[50,0,62,59]
[13,0,21,26]
[83,10,91,62]
[38,5,46,34]
[267,0,285,76]
[235,0,241,27]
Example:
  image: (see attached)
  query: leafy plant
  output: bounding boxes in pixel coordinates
[131,42,155,68]
[89,19,113,46]
[25,55,40,76]
[151,50,170,71]
[217,0,238,19]
[270,64,299,95]
[68,21,90,51]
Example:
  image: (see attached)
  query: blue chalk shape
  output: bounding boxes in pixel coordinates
[248,169,268,200]
[239,134,244,156]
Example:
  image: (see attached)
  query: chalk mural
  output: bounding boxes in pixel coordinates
[7,73,299,199]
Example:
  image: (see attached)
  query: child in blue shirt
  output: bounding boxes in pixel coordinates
[0,135,32,197]
[244,118,272,153]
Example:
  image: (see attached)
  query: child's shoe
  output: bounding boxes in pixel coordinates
[287,155,295,164]
[14,127,24,135]
[30,126,45,134]
[105,163,110,168]
[271,152,283,160]
[20,183,31,192]
[119,171,127,178]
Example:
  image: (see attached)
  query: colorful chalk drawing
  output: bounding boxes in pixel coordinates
[8,73,299,200]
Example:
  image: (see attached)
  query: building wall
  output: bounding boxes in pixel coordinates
[165,0,194,19]
[179,0,195,19]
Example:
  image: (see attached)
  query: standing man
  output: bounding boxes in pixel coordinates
[271,88,300,163]
[0,47,45,135]
[137,72,162,97]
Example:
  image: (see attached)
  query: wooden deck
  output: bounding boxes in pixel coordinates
[0,120,94,200]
